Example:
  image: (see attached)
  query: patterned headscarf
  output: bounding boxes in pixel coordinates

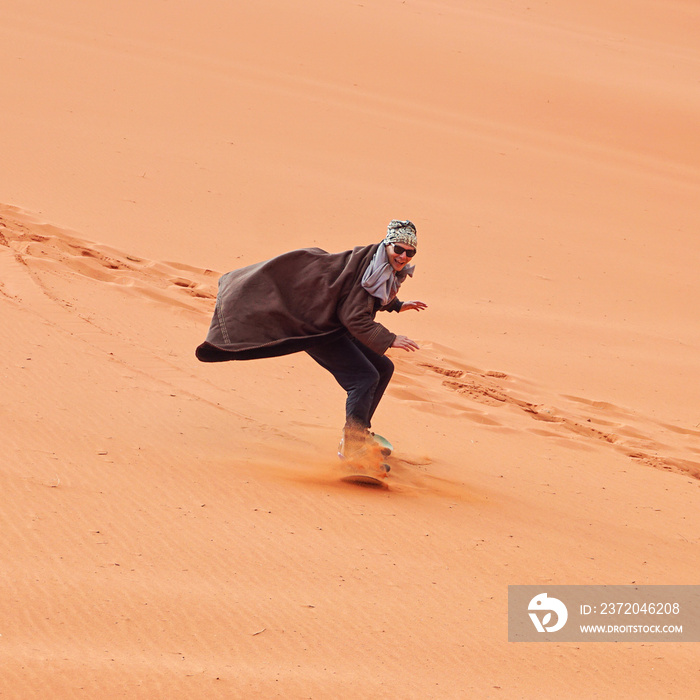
[383,220,417,249]
[361,219,416,305]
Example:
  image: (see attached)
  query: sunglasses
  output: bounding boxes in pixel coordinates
[392,243,416,258]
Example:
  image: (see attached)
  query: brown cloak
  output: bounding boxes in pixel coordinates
[195,243,400,362]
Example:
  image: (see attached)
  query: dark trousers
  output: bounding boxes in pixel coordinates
[306,333,394,431]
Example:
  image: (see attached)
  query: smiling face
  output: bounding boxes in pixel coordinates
[386,242,416,271]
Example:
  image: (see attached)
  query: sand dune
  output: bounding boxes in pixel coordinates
[2,205,699,697]
[1,0,699,697]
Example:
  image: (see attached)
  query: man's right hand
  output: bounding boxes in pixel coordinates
[391,335,420,352]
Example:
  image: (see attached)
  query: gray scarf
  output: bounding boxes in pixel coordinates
[361,242,414,306]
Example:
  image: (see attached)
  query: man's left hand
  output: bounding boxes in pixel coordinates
[400,300,427,312]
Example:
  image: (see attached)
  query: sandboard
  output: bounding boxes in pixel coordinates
[338,433,393,460]
[372,433,393,456]
[338,433,392,487]
[340,473,389,489]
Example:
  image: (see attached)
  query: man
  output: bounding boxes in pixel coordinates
[196,219,426,458]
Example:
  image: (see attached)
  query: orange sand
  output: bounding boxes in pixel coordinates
[1,1,699,697]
